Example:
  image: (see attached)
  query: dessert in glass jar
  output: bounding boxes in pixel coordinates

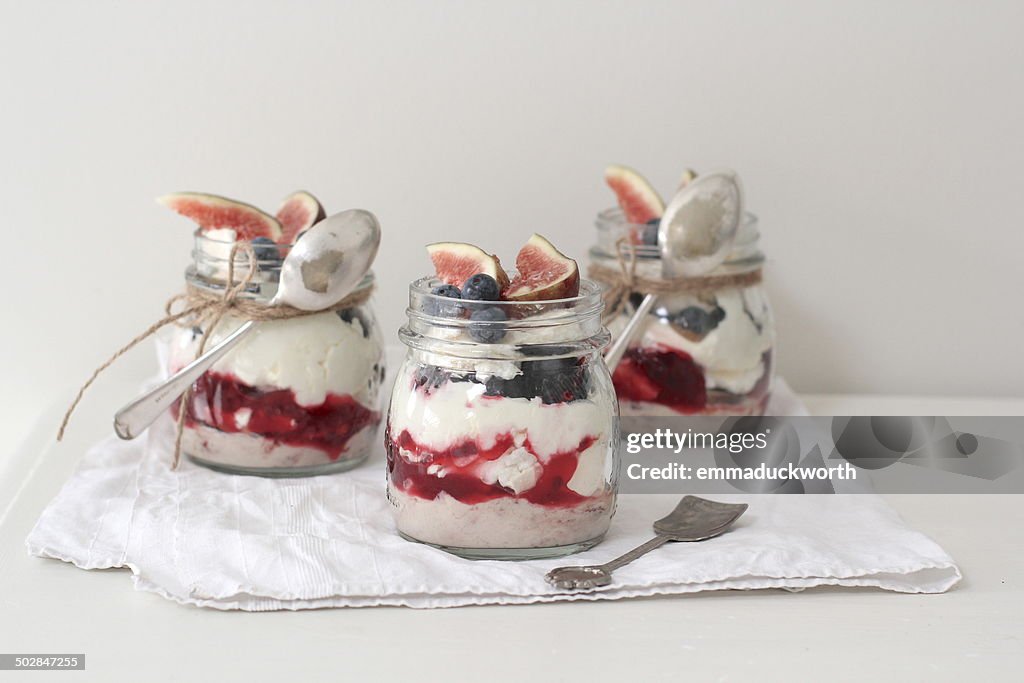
[593,165,775,416]
[159,191,385,476]
[386,235,619,559]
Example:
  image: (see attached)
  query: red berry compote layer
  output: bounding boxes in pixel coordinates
[169,310,384,471]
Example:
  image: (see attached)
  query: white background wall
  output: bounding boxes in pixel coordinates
[3,0,1022,436]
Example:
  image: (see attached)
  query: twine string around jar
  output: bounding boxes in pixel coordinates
[587,237,762,321]
[57,242,373,468]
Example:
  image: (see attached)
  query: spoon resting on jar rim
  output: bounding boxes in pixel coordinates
[112,209,381,440]
[602,170,744,372]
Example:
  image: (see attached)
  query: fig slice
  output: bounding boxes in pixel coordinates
[604,164,665,224]
[276,190,326,244]
[158,192,283,241]
[427,242,510,288]
[503,233,580,302]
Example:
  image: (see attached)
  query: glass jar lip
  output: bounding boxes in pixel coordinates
[409,275,604,314]
[193,227,301,248]
[401,276,608,358]
[188,228,375,299]
[595,205,758,226]
[593,207,762,264]
[186,265,376,294]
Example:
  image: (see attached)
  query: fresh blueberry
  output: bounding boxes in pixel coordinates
[484,373,533,400]
[413,366,450,392]
[428,284,463,317]
[485,348,575,401]
[461,273,501,301]
[468,306,508,343]
[528,358,589,404]
[251,237,281,263]
[674,306,722,335]
[482,355,588,402]
[337,308,372,337]
[433,284,461,298]
[642,218,660,246]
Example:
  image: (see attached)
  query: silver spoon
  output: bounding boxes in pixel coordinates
[545,495,748,590]
[603,171,744,371]
[112,209,381,440]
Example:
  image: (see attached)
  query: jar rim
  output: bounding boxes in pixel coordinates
[410,275,604,312]
[401,276,609,359]
[186,266,376,296]
[593,206,762,265]
[188,228,375,302]
[193,227,301,248]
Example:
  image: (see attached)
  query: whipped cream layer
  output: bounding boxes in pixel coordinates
[170,309,382,407]
[388,375,612,498]
[612,287,774,395]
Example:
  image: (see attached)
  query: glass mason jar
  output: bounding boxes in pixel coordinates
[385,277,619,560]
[590,208,775,417]
[163,229,385,476]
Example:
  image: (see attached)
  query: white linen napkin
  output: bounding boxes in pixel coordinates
[26,379,960,610]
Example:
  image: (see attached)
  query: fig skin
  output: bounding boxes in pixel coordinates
[503,233,580,302]
[605,164,664,224]
[276,190,326,244]
[157,192,284,241]
[427,241,510,289]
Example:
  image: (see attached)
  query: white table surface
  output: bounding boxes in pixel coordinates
[1,377,1022,682]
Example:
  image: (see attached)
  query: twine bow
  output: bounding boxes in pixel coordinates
[57,243,372,468]
[588,237,762,320]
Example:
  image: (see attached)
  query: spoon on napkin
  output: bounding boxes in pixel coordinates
[545,495,748,590]
[112,209,381,440]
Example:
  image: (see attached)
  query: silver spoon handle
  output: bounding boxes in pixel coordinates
[603,293,657,372]
[598,535,671,573]
[113,320,258,440]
